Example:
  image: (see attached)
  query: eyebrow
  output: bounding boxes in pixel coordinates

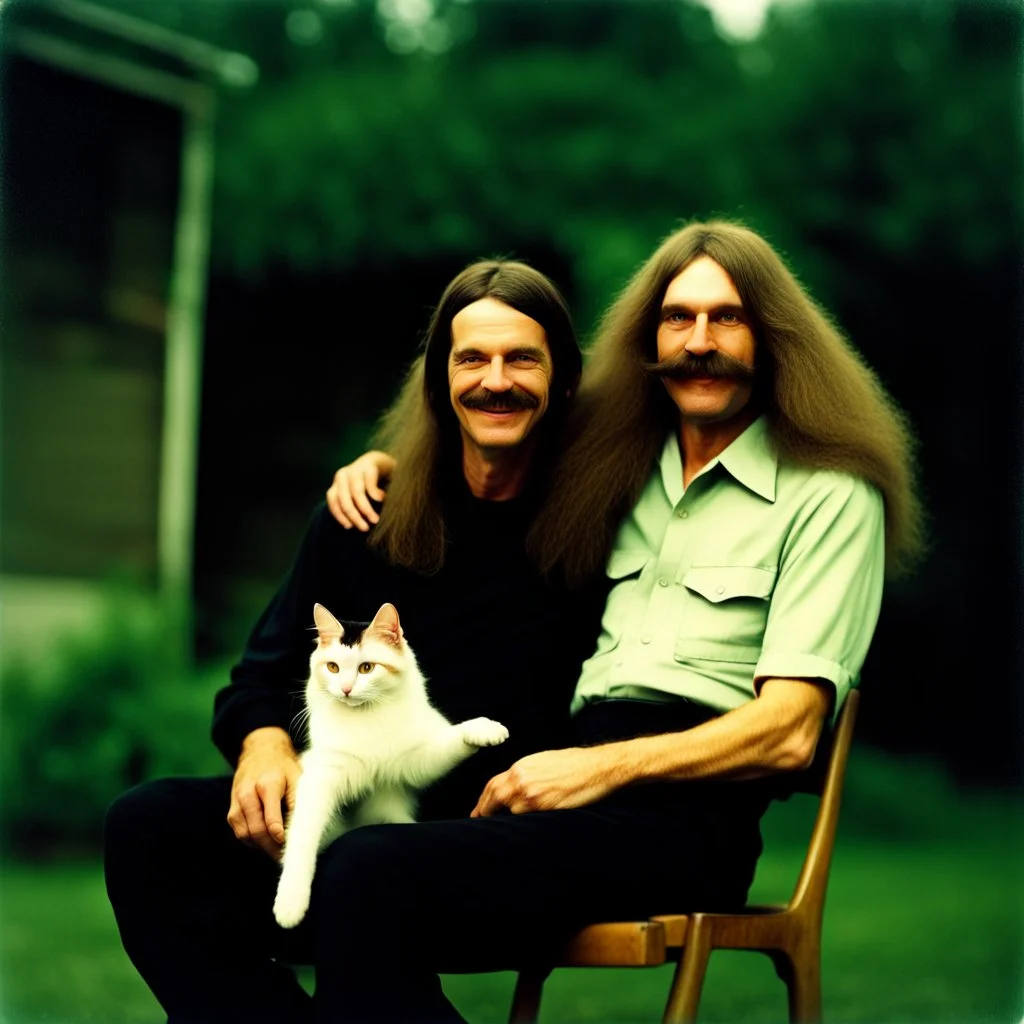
[660,302,746,317]
[451,345,550,361]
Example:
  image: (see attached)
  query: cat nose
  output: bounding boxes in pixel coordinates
[341,682,354,695]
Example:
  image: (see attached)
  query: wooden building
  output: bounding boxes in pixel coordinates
[1,0,257,659]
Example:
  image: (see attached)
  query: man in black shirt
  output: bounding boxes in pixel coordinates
[107,223,915,1024]
[104,259,605,1023]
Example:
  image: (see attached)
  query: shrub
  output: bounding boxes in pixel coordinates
[1,586,227,855]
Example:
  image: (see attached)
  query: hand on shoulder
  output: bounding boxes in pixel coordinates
[325,450,396,531]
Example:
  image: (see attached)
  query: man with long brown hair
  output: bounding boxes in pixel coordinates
[104,258,610,1024]
[315,219,924,1021]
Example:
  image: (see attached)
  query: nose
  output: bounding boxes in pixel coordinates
[341,681,354,696]
[684,313,714,355]
[481,356,512,392]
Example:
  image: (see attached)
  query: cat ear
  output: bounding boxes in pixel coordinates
[313,603,344,646]
[367,602,402,647]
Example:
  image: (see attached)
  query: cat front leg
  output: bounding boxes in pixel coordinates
[400,718,509,789]
[273,766,344,929]
[457,717,510,749]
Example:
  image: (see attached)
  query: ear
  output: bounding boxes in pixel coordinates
[367,602,402,647]
[313,603,344,647]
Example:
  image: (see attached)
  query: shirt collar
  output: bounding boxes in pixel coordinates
[659,415,778,504]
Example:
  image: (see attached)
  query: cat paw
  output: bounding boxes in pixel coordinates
[459,717,509,748]
[273,880,311,929]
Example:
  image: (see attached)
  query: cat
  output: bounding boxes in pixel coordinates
[272,601,509,929]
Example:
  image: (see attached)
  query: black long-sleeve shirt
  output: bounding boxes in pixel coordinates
[213,485,608,820]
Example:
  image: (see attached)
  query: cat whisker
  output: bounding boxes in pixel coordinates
[291,706,313,735]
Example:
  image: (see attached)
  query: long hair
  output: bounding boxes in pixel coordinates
[369,259,581,574]
[529,220,927,587]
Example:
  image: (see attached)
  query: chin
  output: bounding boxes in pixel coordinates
[466,426,534,450]
[473,434,528,450]
[680,405,735,422]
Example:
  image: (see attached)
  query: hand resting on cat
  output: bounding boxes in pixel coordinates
[272,601,509,928]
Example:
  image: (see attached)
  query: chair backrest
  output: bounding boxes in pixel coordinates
[786,688,860,915]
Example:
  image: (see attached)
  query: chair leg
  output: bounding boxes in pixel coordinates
[663,916,712,1024]
[787,954,822,1023]
[770,949,822,1023]
[508,970,546,1024]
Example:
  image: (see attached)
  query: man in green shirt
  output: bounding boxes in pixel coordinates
[310,221,926,1019]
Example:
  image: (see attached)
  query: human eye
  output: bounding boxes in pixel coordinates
[663,309,693,325]
[509,352,538,365]
[716,309,744,325]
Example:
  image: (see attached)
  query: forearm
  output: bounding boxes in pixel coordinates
[471,679,832,817]
[213,676,299,767]
[242,725,297,755]
[589,679,831,788]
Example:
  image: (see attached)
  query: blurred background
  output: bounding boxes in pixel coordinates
[1,0,1021,1020]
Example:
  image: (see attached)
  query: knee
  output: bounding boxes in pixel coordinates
[104,777,191,858]
[311,824,411,908]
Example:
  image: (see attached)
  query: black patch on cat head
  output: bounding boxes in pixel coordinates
[334,619,370,646]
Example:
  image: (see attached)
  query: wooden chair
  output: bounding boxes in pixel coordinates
[508,689,861,1024]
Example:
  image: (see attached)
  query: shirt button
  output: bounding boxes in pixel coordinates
[715,585,726,595]
[659,578,669,588]
[676,510,688,519]
[641,635,652,644]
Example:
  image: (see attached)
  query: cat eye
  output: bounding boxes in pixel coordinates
[358,662,374,674]
[326,662,340,674]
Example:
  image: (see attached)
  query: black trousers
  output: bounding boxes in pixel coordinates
[104,700,776,1024]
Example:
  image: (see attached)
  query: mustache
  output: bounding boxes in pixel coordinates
[459,386,540,412]
[641,351,756,381]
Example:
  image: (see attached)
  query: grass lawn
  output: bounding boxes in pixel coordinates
[2,784,1021,1023]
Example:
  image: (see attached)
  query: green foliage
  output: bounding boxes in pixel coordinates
[0,586,226,853]
[207,0,1022,334]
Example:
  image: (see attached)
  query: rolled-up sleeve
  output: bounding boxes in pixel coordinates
[754,473,885,720]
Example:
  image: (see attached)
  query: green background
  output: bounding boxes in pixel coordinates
[1,0,1021,1021]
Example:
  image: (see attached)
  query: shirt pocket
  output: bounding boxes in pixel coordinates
[674,565,776,665]
[595,550,650,655]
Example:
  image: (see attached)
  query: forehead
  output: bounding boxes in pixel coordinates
[450,297,550,355]
[662,257,743,308]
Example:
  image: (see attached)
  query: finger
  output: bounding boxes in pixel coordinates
[236,785,272,848]
[364,466,387,503]
[257,775,287,846]
[226,796,249,840]
[352,481,380,526]
[326,487,354,529]
[338,485,371,533]
[284,764,302,813]
[340,494,370,532]
[470,775,506,818]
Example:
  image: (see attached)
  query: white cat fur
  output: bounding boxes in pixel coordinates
[273,601,508,928]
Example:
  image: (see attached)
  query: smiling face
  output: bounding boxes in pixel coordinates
[656,256,757,427]
[448,297,554,457]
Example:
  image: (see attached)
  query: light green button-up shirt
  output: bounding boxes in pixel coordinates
[571,417,885,723]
